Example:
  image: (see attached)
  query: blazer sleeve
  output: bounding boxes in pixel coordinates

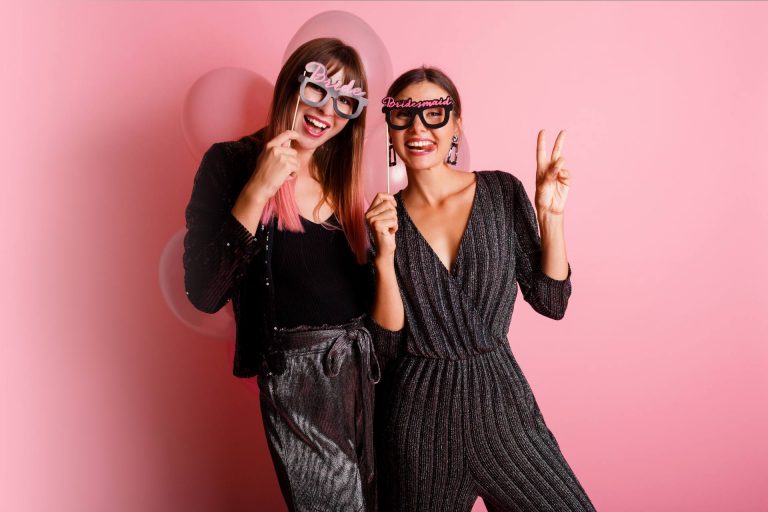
[183,143,266,314]
[508,172,572,320]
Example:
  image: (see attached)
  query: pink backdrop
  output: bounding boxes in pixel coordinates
[4,1,767,511]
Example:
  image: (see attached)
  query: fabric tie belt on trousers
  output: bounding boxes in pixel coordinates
[275,317,381,483]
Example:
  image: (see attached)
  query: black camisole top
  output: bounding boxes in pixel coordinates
[271,214,371,328]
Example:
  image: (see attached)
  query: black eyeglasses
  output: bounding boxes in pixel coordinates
[381,97,454,130]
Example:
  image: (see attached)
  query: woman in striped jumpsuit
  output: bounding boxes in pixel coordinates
[365,67,597,511]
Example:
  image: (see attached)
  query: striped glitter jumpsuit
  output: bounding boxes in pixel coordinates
[373,170,597,512]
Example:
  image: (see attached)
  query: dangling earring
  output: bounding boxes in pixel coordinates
[447,134,459,165]
[388,141,397,166]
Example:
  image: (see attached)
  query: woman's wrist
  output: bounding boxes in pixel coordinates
[537,210,564,231]
[231,190,269,235]
[241,177,274,206]
[374,253,396,272]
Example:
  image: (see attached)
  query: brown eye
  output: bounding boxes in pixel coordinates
[336,95,360,115]
[304,82,326,101]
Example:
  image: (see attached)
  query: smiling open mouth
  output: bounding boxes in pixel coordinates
[405,140,436,153]
[303,115,329,137]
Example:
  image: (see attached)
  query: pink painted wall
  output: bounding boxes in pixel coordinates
[3,1,767,511]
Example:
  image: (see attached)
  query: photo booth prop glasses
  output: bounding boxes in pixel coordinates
[297,61,368,120]
[381,96,454,130]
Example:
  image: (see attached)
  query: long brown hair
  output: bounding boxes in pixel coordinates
[260,38,369,264]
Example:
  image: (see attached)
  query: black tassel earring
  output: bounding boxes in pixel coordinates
[388,141,397,166]
[447,134,459,165]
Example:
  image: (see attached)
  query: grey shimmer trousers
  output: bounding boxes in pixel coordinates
[257,316,381,512]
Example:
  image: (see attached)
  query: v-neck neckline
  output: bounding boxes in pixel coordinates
[396,172,480,277]
[299,213,336,226]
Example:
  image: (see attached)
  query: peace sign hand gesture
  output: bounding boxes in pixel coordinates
[535,129,570,216]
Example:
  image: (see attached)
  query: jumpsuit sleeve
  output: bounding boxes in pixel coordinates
[183,143,267,314]
[364,313,404,371]
[508,172,573,320]
[364,227,405,370]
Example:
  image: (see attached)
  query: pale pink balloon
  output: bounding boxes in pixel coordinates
[159,228,235,340]
[283,11,393,122]
[182,67,273,159]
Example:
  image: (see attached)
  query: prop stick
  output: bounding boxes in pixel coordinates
[283,94,301,179]
[386,129,390,194]
[289,94,301,144]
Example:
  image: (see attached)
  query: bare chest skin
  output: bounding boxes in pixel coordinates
[402,174,477,272]
[294,174,333,223]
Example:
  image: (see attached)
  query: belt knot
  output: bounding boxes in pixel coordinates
[322,326,380,384]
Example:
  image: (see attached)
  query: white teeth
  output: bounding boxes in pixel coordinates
[406,140,434,148]
[306,117,328,129]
